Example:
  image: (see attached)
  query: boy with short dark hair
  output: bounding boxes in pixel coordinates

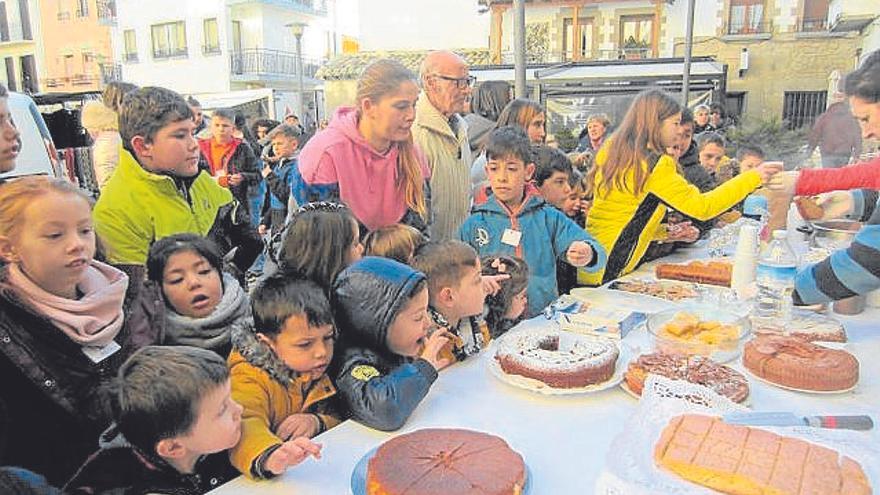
[459,126,606,316]
[228,276,336,479]
[532,145,573,209]
[94,87,261,279]
[412,240,490,364]
[198,107,261,217]
[259,124,303,236]
[65,346,242,495]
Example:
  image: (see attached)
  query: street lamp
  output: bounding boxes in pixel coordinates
[287,21,307,125]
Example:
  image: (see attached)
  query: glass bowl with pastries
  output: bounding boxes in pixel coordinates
[646,306,751,363]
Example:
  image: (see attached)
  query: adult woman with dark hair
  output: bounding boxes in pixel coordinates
[766,50,880,305]
[582,89,780,285]
[297,60,431,235]
[470,98,546,195]
[463,80,511,153]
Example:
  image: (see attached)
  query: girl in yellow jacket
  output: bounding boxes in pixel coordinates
[228,276,341,479]
[581,90,781,286]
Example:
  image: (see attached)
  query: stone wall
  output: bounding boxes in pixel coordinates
[677,33,861,123]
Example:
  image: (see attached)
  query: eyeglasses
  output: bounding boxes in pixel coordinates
[431,74,476,89]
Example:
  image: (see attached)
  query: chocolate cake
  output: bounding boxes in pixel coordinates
[495,332,618,388]
[625,352,749,403]
[366,428,526,495]
[743,335,859,392]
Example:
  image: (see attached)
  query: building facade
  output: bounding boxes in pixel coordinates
[481,0,872,125]
[39,0,118,93]
[110,0,335,104]
[0,0,42,93]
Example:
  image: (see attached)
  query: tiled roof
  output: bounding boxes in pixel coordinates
[316,49,492,80]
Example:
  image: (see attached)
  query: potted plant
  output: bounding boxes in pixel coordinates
[622,36,649,59]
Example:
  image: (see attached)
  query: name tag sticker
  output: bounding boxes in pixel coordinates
[501,228,522,247]
[81,340,122,363]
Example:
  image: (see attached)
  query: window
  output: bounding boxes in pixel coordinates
[783,91,827,129]
[0,2,8,41]
[203,18,220,54]
[619,15,653,58]
[76,0,88,17]
[231,20,242,54]
[151,21,187,59]
[800,0,829,31]
[729,0,767,34]
[563,17,593,61]
[123,29,138,62]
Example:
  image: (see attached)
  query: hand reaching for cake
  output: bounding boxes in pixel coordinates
[565,241,594,267]
[276,413,320,441]
[263,437,323,475]
[420,329,452,371]
[754,161,783,184]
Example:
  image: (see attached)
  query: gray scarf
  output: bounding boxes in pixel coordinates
[164,273,249,353]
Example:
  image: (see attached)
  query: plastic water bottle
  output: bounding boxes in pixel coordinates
[753,230,798,330]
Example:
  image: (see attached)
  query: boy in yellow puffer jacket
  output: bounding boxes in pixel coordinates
[228,276,341,479]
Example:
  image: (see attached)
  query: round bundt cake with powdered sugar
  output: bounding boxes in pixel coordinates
[494,331,619,388]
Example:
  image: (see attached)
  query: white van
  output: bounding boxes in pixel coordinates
[0,92,63,180]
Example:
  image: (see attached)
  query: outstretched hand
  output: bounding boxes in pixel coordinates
[263,437,322,476]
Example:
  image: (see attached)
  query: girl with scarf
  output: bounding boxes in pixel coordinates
[0,177,162,484]
[147,233,250,358]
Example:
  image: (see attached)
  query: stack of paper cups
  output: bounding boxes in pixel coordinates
[731,224,759,293]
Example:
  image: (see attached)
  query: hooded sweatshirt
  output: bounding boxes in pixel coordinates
[330,257,438,431]
[297,106,432,234]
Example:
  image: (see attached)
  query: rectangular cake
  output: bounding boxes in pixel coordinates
[654,414,872,495]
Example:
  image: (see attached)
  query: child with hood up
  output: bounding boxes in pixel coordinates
[331,257,450,431]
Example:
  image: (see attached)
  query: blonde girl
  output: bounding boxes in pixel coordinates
[0,176,159,483]
[582,89,780,285]
[297,59,431,235]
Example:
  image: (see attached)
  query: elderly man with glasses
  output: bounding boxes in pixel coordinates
[413,50,475,240]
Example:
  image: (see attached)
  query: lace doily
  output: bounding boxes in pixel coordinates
[594,375,879,494]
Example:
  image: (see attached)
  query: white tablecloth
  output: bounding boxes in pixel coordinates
[210,245,880,495]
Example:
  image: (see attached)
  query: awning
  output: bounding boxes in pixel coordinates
[193,88,275,111]
[471,57,725,94]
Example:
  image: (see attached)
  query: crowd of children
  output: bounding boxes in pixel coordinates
[0,49,877,494]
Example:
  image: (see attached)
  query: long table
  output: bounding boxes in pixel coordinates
[210,245,880,494]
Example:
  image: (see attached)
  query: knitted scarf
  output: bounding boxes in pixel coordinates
[163,273,249,353]
[5,260,128,348]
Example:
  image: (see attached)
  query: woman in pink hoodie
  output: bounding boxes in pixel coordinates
[297,59,431,236]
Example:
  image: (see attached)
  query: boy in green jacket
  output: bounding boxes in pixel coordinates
[94,87,260,280]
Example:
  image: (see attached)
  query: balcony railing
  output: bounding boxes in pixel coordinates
[123,52,139,63]
[203,44,222,55]
[230,0,327,15]
[57,11,71,21]
[798,16,828,32]
[97,0,117,25]
[725,20,773,35]
[230,49,322,78]
[496,47,653,65]
[101,63,123,83]
[153,47,189,59]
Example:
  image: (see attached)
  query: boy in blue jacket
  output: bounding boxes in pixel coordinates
[259,124,303,237]
[331,257,451,431]
[459,126,606,316]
